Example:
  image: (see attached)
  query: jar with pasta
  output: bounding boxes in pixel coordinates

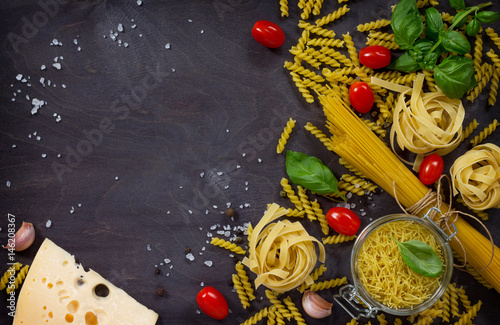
[334,212,453,318]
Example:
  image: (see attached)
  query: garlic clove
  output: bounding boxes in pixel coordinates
[4,221,35,251]
[302,290,333,319]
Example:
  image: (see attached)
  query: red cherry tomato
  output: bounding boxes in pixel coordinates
[326,207,361,236]
[196,286,229,320]
[349,82,374,113]
[419,154,444,185]
[359,45,392,69]
[251,20,285,48]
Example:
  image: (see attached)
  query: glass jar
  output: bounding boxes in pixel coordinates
[334,209,455,319]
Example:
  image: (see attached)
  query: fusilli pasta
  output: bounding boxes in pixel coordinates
[277,118,296,154]
[210,237,246,255]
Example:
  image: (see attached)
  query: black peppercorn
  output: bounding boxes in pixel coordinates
[156,287,165,296]
[185,247,191,254]
[154,268,160,275]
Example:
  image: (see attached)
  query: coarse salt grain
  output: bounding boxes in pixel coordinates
[46,220,52,228]
[186,253,195,261]
[204,261,213,267]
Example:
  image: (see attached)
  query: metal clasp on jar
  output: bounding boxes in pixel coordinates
[422,207,458,242]
[333,284,378,320]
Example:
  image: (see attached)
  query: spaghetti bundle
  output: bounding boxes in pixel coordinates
[320,93,500,294]
[242,203,325,293]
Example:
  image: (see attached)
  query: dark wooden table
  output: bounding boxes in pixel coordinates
[1,0,499,324]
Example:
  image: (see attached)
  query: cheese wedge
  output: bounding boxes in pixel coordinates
[13,238,158,325]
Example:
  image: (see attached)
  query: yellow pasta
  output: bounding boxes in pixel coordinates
[366,37,399,50]
[296,185,316,221]
[361,116,387,138]
[337,180,366,196]
[304,122,334,152]
[293,51,322,69]
[283,296,306,324]
[448,283,461,317]
[376,314,388,325]
[489,67,499,106]
[455,301,482,325]
[301,77,331,96]
[315,4,350,27]
[284,61,325,82]
[368,31,395,42]
[486,48,500,69]
[357,19,391,32]
[236,261,256,301]
[280,178,303,210]
[341,174,378,193]
[290,72,314,103]
[440,287,451,322]
[297,264,327,293]
[247,223,254,240]
[456,286,471,311]
[338,157,368,179]
[300,0,314,19]
[233,274,250,309]
[297,0,306,9]
[0,262,22,290]
[470,119,499,146]
[473,33,483,81]
[308,277,347,291]
[279,0,288,17]
[6,265,29,294]
[486,27,500,50]
[373,74,464,160]
[461,119,478,142]
[320,47,352,66]
[467,63,493,102]
[357,220,443,309]
[243,203,325,292]
[343,32,359,66]
[210,237,246,255]
[346,319,358,325]
[322,234,356,244]
[422,69,437,92]
[265,290,292,320]
[240,307,268,325]
[450,142,500,210]
[277,118,296,154]
[312,0,323,16]
[387,72,417,85]
[306,37,344,48]
[311,199,329,235]
[298,20,336,38]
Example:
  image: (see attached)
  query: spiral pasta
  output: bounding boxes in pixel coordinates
[450,142,500,210]
[308,277,347,291]
[320,48,352,66]
[311,199,329,235]
[486,27,500,50]
[467,63,493,102]
[376,314,388,325]
[280,178,303,210]
[306,37,344,48]
[322,234,356,244]
[279,0,288,17]
[296,264,327,293]
[297,185,316,221]
[422,69,437,92]
[473,33,483,81]
[0,262,22,290]
[337,180,366,196]
[470,119,498,147]
[233,274,250,309]
[341,174,378,192]
[283,296,306,325]
[210,237,246,255]
[284,61,325,82]
[290,71,314,103]
[339,157,368,179]
[346,319,358,325]
[235,261,255,301]
[6,265,29,294]
[240,307,268,325]
[265,290,292,320]
[454,301,482,325]
[277,118,296,154]
[304,122,334,152]
[489,67,499,106]
[298,20,336,38]
[343,32,359,66]
[361,116,386,138]
[312,0,323,16]
[357,19,391,32]
[366,37,399,50]
[242,203,325,292]
[461,119,478,142]
[486,48,500,69]
[315,5,350,27]
[300,0,313,19]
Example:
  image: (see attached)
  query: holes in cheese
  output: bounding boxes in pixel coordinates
[13,238,159,325]
[93,283,110,298]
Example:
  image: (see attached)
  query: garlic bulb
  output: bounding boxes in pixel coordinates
[302,290,333,319]
[5,222,35,251]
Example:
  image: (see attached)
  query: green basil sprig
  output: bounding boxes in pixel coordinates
[389,235,444,278]
[285,150,345,199]
[389,0,498,99]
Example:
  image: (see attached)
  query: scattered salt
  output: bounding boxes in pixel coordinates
[53,63,62,70]
[186,253,195,261]
[204,261,213,267]
[46,220,52,228]
[165,43,171,50]
[6,181,11,188]
[16,74,23,80]
[117,23,124,32]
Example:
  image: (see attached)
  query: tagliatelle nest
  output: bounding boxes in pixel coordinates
[450,143,500,211]
[242,203,325,293]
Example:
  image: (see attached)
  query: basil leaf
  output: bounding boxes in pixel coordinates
[389,236,443,278]
[388,52,419,73]
[449,0,465,10]
[423,52,439,70]
[465,19,481,37]
[452,10,470,28]
[440,30,471,54]
[425,7,444,41]
[434,55,477,99]
[391,0,423,49]
[285,150,344,198]
[476,11,500,23]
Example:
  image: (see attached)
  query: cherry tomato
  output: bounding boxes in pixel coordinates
[251,20,285,48]
[419,154,444,185]
[326,207,361,236]
[349,82,374,113]
[196,286,229,320]
[359,45,392,69]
